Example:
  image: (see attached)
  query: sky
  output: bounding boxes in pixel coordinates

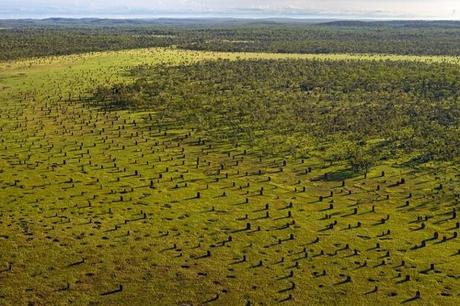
[1,0,460,19]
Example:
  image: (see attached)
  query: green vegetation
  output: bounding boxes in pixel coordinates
[94,59,459,166]
[3,19,460,60]
[0,31,459,305]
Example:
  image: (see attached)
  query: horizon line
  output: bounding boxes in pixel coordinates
[1,16,460,21]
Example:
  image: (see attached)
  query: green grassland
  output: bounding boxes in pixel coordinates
[0,48,459,305]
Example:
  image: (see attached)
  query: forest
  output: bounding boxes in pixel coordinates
[3,19,460,60]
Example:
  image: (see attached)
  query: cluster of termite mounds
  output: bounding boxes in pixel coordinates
[0,58,458,305]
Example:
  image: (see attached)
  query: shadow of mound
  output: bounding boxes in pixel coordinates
[311,168,358,182]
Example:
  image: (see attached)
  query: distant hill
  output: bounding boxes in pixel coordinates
[321,20,460,28]
[3,18,460,29]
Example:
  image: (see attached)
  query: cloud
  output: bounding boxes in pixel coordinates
[1,0,460,19]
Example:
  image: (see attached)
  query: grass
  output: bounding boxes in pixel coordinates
[0,48,459,305]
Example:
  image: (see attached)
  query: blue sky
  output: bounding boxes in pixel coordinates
[1,0,460,19]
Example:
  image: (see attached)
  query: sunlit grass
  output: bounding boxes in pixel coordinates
[0,48,458,305]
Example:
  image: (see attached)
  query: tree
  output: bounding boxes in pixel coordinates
[347,143,375,176]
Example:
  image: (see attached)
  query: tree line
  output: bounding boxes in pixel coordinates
[3,21,460,60]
